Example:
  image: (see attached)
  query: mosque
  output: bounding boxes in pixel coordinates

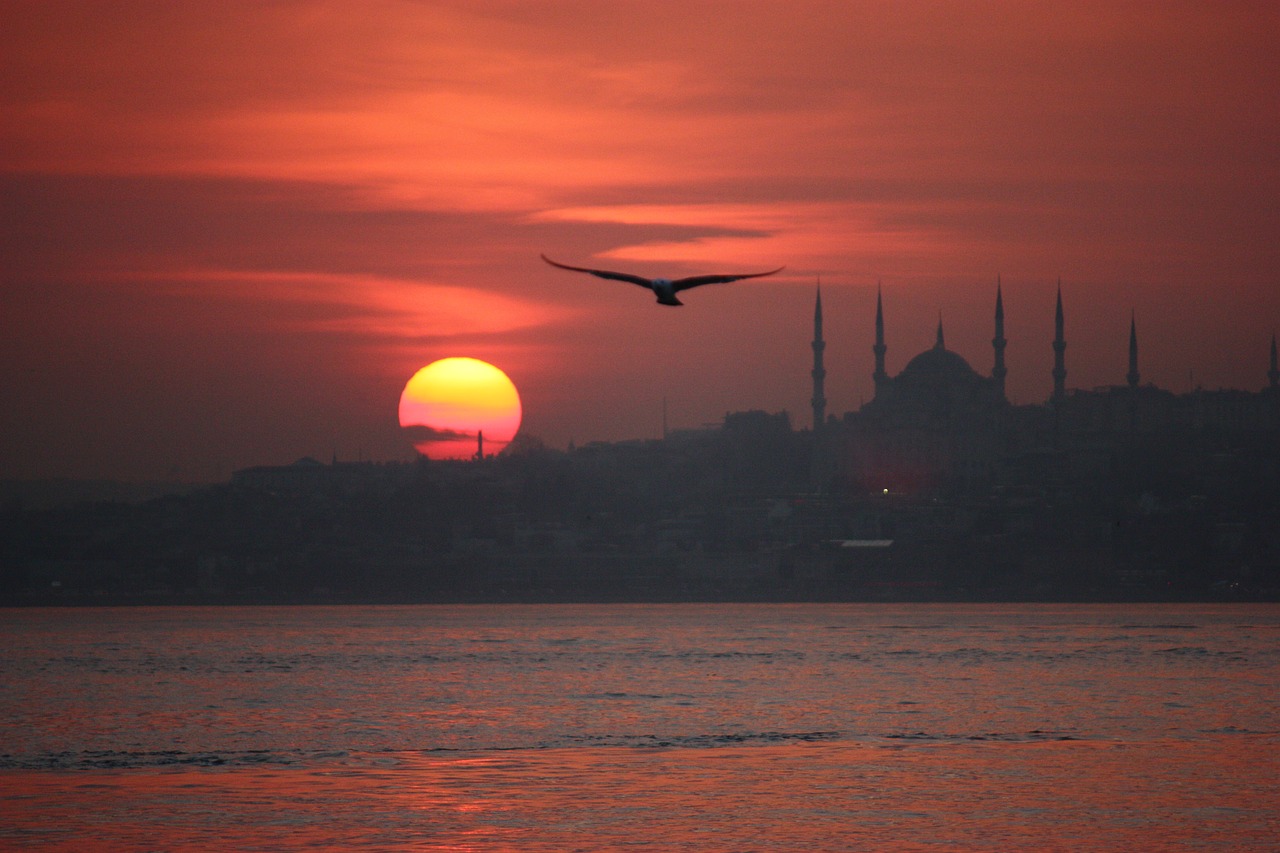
[808,285,1280,495]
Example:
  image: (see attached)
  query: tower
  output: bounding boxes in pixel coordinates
[1052,282,1066,402]
[1127,312,1140,389]
[991,278,1007,398]
[1270,332,1278,389]
[872,283,888,397]
[934,313,945,350]
[811,283,826,430]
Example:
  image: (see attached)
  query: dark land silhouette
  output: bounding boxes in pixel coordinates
[3,288,1278,604]
[3,411,1276,605]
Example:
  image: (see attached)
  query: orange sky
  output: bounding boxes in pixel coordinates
[3,1,1279,480]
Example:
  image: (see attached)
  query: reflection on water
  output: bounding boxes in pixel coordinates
[2,604,1277,849]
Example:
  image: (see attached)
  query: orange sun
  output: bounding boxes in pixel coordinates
[398,358,522,459]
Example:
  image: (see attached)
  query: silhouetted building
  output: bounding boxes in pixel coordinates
[837,291,1009,494]
[1052,282,1067,403]
[811,283,827,431]
[821,285,1279,496]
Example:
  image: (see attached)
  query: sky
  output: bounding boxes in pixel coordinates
[3,1,1279,482]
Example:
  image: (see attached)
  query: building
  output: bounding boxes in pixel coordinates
[815,285,1279,496]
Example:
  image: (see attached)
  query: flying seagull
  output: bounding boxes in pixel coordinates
[541,254,784,306]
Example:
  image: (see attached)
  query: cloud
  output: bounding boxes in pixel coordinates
[399,424,476,442]
[117,267,570,341]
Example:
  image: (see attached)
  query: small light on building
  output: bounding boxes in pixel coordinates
[882,488,889,496]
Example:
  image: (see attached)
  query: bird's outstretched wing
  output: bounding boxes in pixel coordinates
[541,255,653,289]
[673,267,785,292]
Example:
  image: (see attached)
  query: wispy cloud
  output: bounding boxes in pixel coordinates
[117,267,573,340]
[399,424,476,442]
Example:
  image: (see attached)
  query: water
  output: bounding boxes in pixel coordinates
[2,604,1277,850]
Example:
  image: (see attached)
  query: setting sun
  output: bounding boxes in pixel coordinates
[398,358,522,460]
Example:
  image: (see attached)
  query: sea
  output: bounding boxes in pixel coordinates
[1,603,1277,851]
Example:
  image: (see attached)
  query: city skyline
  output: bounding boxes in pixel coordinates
[3,2,1279,481]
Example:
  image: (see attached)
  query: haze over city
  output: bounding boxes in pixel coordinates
[3,1,1278,482]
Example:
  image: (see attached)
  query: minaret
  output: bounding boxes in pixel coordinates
[1269,332,1278,389]
[991,278,1007,398]
[1052,282,1066,402]
[935,313,945,350]
[1127,311,1140,389]
[811,283,826,431]
[873,283,888,397]
[475,429,484,460]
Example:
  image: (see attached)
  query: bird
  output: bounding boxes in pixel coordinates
[541,254,784,306]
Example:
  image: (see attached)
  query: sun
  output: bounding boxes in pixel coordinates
[398,358,522,459]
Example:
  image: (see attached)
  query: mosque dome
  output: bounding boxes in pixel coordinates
[898,345,982,386]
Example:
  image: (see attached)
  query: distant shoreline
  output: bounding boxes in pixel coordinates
[6,590,1275,607]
